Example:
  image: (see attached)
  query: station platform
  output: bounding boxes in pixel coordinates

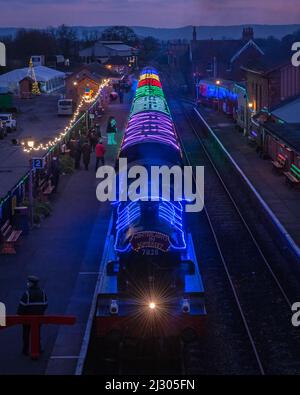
[195,104,300,248]
[0,94,133,375]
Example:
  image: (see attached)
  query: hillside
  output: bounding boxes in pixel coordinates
[0,24,299,41]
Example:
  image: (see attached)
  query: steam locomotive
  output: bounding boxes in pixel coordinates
[95,68,206,342]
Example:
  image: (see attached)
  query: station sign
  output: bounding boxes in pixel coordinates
[131,231,170,252]
[32,157,45,170]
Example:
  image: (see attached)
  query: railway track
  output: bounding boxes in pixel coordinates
[83,70,300,376]
[163,73,300,374]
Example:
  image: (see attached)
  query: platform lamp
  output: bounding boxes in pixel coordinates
[216,80,221,112]
[26,138,35,229]
[246,101,254,137]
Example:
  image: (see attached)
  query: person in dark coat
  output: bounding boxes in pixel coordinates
[89,130,98,152]
[119,90,124,104]
[50,156,60,192]
[82,141,92,170]
[95,123,102,139]
[106,116,118,145]
[74,139,82,169]
[17,276,48,356]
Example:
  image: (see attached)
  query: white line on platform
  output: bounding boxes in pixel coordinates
[75,214,114,375]
[79,272,99,275]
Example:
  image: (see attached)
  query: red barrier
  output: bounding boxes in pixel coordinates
[0,315,76,359]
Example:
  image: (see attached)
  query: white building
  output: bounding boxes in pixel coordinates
[0,42,5,67]
[79,41,138,65]
[0,66,65,94]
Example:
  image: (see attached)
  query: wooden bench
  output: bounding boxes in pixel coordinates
[0,220,22,254]
[39,178,55,200]
[272,153,286,173]
[284,164,300,187]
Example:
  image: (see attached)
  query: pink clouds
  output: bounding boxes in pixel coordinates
[0,0,299,28]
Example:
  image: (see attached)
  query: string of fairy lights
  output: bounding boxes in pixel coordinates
[22,79,110,153]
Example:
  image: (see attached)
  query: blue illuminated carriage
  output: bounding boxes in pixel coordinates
[96,68,206,341]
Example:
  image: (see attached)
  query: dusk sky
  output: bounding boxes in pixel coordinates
[0,0,299,28]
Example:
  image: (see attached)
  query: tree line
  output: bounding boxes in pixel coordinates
[0,25,161,70]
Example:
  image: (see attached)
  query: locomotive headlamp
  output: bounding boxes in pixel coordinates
[149,302,156,310]
[110,300,119,315]
[182,299,190,314]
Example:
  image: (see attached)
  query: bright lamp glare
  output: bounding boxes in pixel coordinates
[149,302,156,310]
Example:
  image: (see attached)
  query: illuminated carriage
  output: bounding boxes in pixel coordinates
[96,68,206,340]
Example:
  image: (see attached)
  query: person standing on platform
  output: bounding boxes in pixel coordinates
[17,276,48,356]
[106,116,118,145]
[95,138,106,172]
[89,129,98,152]
[50,156,60,193]
[74,139,82,170]
[82,140,92,171]
[95,123,102,139]
[119,90,124,104]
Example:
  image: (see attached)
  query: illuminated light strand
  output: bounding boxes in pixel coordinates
[115,199,187,252]
[128,111,173,123]
[130,97,170,118]
[115,69,186,253]
[23,79,110,153]
[137,79,162,89]
[135,87,165,100]
[139,74,160,82]
[141,68,159,75]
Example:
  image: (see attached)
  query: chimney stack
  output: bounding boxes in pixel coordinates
[193,26,197,41]
[242,27,254,41]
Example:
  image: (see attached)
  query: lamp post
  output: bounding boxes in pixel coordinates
[27,139,35,229]
[216,80,221,112]
[247,101,254,137]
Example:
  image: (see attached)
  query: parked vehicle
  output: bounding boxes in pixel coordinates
[0,113,17,132]
[57,99,73,116]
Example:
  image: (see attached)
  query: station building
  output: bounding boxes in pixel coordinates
[65,62,119,106]
[79,41,138,67]
[251,96,300,170]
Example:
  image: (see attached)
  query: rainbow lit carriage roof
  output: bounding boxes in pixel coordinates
[121,67,180,152]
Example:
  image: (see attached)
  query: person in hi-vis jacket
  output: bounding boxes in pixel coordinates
[18,276,48,356]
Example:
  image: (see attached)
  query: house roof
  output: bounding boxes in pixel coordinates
[254,110,300,154]
[230,40,264,63]
[79,41,137,58]
[241,59,291,76]
[104,43,135,52]
[191,39,264,66]
[263,121,300,154]
[272,96,300,124]
[66,62,120,81]
[104,56,128,66]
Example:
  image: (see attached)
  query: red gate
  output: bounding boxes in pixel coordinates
[0,315,76,359]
